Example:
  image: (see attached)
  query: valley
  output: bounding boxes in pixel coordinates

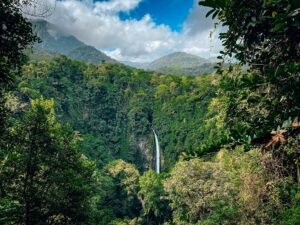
[1,1,299,225]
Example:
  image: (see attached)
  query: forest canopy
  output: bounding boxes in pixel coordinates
[0,0,300,224]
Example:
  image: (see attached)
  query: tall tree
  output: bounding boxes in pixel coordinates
[105,160,141,221]
[0,98,96,225]
[138,170,169,225]
[0,0,38,154]
[0,0,38,89]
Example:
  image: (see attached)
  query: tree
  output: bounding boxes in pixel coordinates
[138,170,169,224]
[0,0,38,89]
[104,160,141,220]
[199,0,300,68]
[164,158,238,225]
[0,0,39,160]
[0,98,97,225]
[199,0,300,141]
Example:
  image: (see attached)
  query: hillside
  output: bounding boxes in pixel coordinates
[68,45,117,65]
[31,19,116,65]
[2,1,300,225]
[147,52,208,69]
[18,56,218,170]
[124,52,217,75]
[32,19,85,54]
[32,22,215,75]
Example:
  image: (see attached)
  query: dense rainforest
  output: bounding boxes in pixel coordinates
[1,0,300,225]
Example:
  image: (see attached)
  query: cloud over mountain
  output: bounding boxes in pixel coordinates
[43,0,223,62]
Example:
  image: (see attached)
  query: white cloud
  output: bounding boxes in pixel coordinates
[94,0,142,14]
[45,0,223,62]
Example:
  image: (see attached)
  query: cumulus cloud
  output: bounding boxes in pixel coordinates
[94,0,142,14]
[45,0,223,62]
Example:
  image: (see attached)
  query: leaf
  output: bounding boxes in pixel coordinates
[206,9,216,17]
[265,129,287,149]
[212,10,220,19]
[272,22,285,32]
[199,0,215,8]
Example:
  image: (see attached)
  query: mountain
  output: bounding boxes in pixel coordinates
[32,19,85,54]
[124,52,217,76]
[147,52,208,69]
[31,20,215,73]
[68,45,117,64]
[18,56,218,171]
[31,19,116,65]
[121,61,149,69]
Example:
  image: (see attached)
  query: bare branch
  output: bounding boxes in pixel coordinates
[20,0,56,18]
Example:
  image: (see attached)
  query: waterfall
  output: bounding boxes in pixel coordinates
[152,128,160,174]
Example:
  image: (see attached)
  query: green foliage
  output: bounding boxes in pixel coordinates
[164,157,238,225]
[199,0,300,143]
[104,160,141,221]
[199,0,300,68]
[0,0,38,157]
[0,98,97,224]
[219,64,300,145]
[165,149,294,224]
[142,52,217,76]
[68,45,117,65]
[88,171,116,225]
[0,0,38,89]
[18,56,219,170]
[275,133,300,184]
[138,170,170,224]
[1,1,299,224]
[280,188,300,225]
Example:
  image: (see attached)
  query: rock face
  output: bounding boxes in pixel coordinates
[137,138,154,171]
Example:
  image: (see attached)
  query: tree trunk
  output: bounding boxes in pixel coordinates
[297,163,300,185]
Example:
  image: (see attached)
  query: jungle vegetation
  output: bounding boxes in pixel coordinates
[0,0,300,224]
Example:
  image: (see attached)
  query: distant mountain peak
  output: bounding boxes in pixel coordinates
[166,52,202,57]
[31,20,116,65]
[123,52,216,76]
[147,51,209,70]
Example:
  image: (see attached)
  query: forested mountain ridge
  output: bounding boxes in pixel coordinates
[1,0,300,225]
[32,20,216,76]
[68,45,117,64]
[32,19,117,65]
[18,56,219,170]
[123,52,217,76]
[32,19,85,54]
[146,52,209,69]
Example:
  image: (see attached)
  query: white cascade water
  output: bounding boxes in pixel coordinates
[152,128,160,174]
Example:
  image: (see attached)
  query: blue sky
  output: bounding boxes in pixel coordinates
[48,0,222,62]
[117,0,195,32]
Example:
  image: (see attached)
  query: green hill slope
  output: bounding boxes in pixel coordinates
[148,52,208,69]
[18,56,219,170]
[68,45,117,65]
[124,52,217,76]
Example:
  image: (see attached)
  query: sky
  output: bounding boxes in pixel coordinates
[45,0,223,62]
